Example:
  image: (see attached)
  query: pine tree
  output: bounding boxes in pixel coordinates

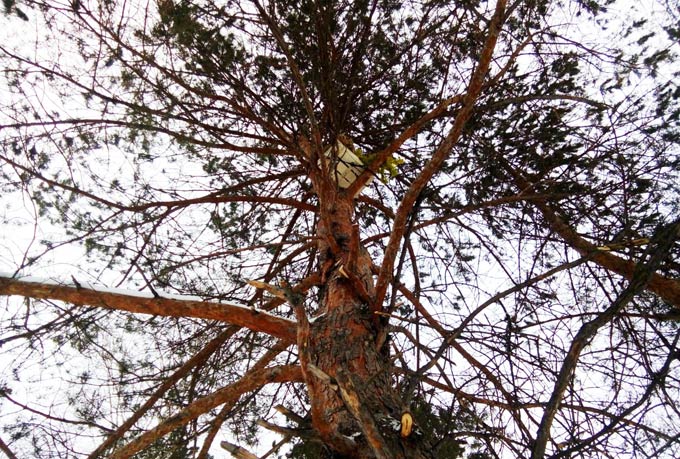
[1,1,679,458]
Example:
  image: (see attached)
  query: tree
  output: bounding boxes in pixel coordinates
[1,0,679,458]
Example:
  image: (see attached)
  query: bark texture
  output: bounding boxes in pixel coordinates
[304,192,432,458]
[0,275,296,342]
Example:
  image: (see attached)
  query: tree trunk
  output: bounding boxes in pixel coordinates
[305,194,432,458]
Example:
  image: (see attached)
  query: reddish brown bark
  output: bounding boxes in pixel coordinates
[502,161,680,309]
[295,4,509,456]
[109,364,302,459]
[0,436,19,459]
[536,204,680,308]
[299,191,431,458]
[373,0,508,309]
[0,275,296,342]
[89,328,240,459]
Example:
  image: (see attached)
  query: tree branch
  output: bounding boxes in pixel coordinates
[0,274,297,342]
[109,364,302,459]
[531,219,680,459]
[502,159,680,309]
[89,327,238,459]
[0,436,19,459]
[374,0,508,309]
[196,340,291,459]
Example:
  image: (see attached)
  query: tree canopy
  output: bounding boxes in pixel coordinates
[1,0,679,458]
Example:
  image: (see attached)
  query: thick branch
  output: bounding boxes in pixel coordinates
[89,328,238,459]
[0,274,296,342]
[109,364,302,459]
[345,93,464,197]
[335,370,391,459]
[374,0,508,308]
[531,220,680,459]
[197,340,291,459]
[540,206,680,308]
[502,161,680,309]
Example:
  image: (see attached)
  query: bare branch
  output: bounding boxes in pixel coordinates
[502,159,680,309]
[109,364,302,459]
[374,0,508,308]
[0,436,19,459]
[531,219,680,459]
[0,274,297,342]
